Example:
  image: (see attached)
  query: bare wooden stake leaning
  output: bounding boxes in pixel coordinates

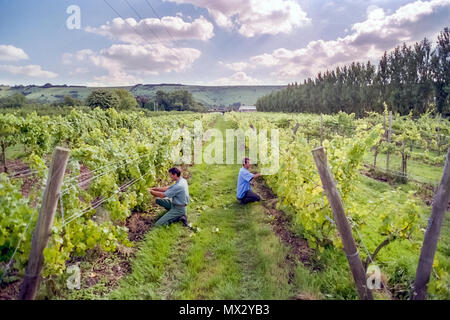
[292,123,300,136]
[19,147,70,300]
[412,147,450,300]
[320,114,323,146]
[312,146,373,300]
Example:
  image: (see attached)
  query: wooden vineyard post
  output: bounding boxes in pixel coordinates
[401,142,407,177]
[373,146,378,167]
[412,147,450,300]
[386,111,392,171]
[292,123,300,136]
[19,147,70,300]
[437,114,441,157]
[312,147,373,300]
[320,114,323,146]
[1,140,7,174]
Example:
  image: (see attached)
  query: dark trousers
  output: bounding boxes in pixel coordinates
[238,190,261,204]
[155,198,187,226]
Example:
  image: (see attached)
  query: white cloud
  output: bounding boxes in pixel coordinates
[69,67,90,75]
[209,71,261,85]
[350,0,450,48]
[166,0,310,37]
[366,5,385,20]
[85,15,214,44]
[64,43,201,86]
[0,45,29,61]
[86,70,143,87]
[0,64,58,78]
[249,54,278,67]
[76,14,207,85]
[224,62,249,71]
[62,49,95,65]
[97,43,201,74]
[228,0,450,80]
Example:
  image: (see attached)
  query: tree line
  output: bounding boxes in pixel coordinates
[137,90,206,112]
[256,28,450,117]
[0,88,206,113]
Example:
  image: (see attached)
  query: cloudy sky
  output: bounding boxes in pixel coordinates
[0,0,449,86]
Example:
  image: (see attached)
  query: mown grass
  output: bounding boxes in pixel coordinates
[107,224,188,299]
[363,151,444,184]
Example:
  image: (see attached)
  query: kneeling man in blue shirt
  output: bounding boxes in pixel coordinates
[237,157,261,204]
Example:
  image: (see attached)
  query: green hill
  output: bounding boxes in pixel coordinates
[0,84,284,107]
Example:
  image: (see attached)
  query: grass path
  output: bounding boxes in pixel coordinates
[107,116,303,300]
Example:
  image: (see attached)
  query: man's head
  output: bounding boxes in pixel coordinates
[169,167,181,181]
[242,157,250,169]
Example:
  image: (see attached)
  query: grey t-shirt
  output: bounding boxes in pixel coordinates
[164,177,190,205]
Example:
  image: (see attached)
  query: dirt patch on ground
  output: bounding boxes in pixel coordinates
[39,244,137,299]
[0,277,23,300]
[77,164,93,191]
[0,159,40,200]
[21,175,42,200]
[0,159,28,174]
[361,165,402,185]
[252,179,314,281]
[361,168,389,183]
[78,245,133,288]
[126,213,153,242]
[0,237,137,300]
[125,207,162,242]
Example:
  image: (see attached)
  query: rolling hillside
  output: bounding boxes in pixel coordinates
[0,84,284,107]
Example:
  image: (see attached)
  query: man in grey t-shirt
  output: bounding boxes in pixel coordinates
[150,167,189,227]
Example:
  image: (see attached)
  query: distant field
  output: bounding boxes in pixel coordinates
[0,84,284,107]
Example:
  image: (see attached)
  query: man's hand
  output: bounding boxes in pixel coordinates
[151,186,169,192]
[150,188,166,198]
[250,173,261,186]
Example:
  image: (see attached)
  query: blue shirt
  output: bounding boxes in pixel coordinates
[237,167,254,199]
[164,177,190,205]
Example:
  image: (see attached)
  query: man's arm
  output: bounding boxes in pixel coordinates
[150,189,166,198]
[249,172,261,186]
[251,173,261,179]
[151,186,170,192]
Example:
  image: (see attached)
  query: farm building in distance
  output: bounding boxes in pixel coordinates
[238,105,257,112]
